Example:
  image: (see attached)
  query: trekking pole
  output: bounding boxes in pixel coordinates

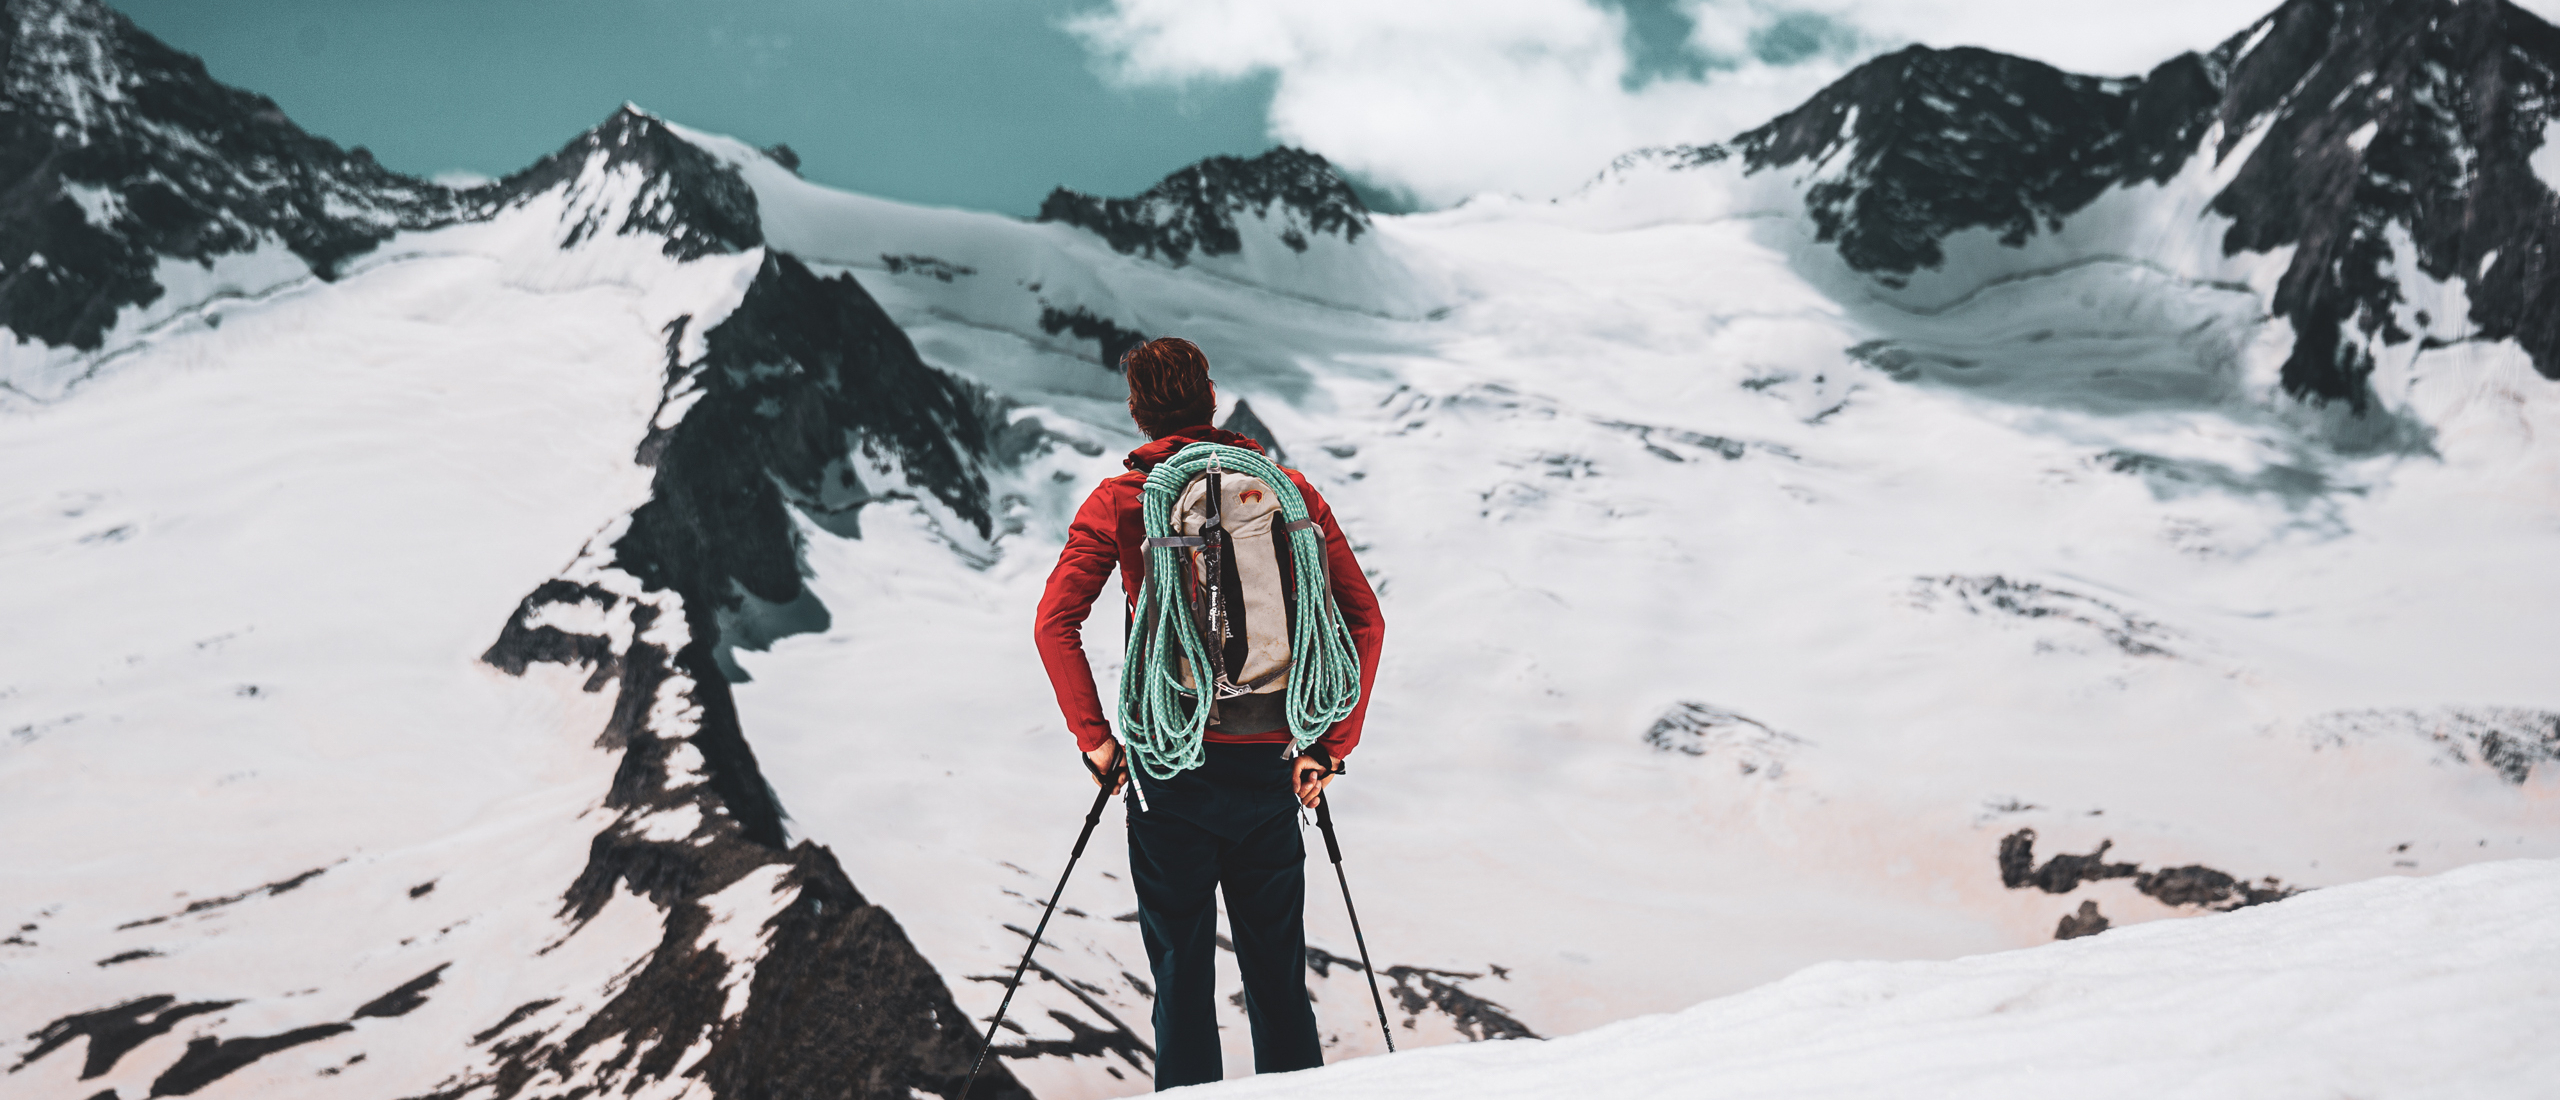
[960,761,1122,1100]
[1313,792,1396,1053]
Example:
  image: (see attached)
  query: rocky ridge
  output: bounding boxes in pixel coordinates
[1037,146,1370,265]
[1626,0,2560,412]
[0,0,456,351]
[3,1,1032,1095]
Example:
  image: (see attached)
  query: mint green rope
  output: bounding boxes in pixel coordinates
[1117,442,1363,781]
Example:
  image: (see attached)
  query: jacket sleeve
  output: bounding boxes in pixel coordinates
[1034,482,1123,753]
[1300,479,1383,762]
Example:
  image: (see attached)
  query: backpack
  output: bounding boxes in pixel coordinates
[1119,443,1362,779]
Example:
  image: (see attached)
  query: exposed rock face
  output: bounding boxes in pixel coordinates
[1912,575,2178,658]
[0,0,459,349]
[1999,828,2299,935]
[460,130,1032,1100]
[2305,707,2560,783]
[1730,46,2218,277]
[1037,146,1370,264]
[2204,0,2560,406]
[1218,398,1287,465]
[0,0,763,358]
[2055,900,2111,940]
[1037,304,1147,369]
[480,105,764,261]
[474,578,1027,1100]
[620,251,1002,685]
[1664,0,2560,410]
[1643,702,1806,779]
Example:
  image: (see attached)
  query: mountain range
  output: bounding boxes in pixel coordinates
[5,0,2556,1097]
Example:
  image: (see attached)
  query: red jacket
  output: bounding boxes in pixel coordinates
[1035,426,1384,761]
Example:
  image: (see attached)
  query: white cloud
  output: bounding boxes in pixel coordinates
[1070,0,1847,206]
[1070,0,2560,207]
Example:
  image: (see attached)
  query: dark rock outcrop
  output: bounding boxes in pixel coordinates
[1038,304,1147,369]
[1038,146,1369,264]
[467,186,1028,1098]
[476,105,763,261]
[1653,0,2560,409]
[1915,575,2177,658]
[0,0,768,365]
[1999,828,2300,930]
[2306,707,2560,786]
[1998,830,2140,893]
[2055,900,2111,939]
[17,965,459,1094]
[474,578,1029,1100]
[1730,45,2217,277]
[2,4,1040,1094]
[13,996,237,1081]
[617,251,999,691]
[1219,398,1288,465]
[1643,702,1806,778]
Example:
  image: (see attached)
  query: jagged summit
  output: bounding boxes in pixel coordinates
[480,105,764,261]
[1619,0,2560,408]
[1037,146,1370,265]
[1726,44,2218,275]
[0,0,456,349]
[2201,0,2560,404]
[0,0,770,358]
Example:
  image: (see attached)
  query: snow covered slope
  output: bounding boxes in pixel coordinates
[1197,859,2560,1099]
[6,0,2559,1097]
[2,2,1030,1097]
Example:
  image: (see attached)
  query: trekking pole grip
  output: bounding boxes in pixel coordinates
[1314,792,1344,865]
[1069,763,1120,860]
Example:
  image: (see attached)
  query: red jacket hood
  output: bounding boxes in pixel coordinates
[1126,426,1265,472]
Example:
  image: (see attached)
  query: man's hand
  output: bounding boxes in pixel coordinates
[1085,742,1125,793]
[1292,753,1337,808]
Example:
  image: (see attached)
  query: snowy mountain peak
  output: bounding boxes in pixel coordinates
[0,0,456,352]
[2200,0,2560,403]
[480,104,765,262]
[1037,145,1370,265]
[1726,44,2216,275]
[1608,0,2560,410]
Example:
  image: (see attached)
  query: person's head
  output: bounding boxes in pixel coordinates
[1122,337,1217,439]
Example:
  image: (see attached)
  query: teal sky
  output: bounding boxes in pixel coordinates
[109,0,1285,216]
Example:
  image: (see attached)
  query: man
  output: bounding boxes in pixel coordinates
[1033,337,1385,1089]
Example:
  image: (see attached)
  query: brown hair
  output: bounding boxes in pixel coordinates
[1123,337,1216,438]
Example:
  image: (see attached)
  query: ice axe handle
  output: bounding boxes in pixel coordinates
[1314,792,1345,865]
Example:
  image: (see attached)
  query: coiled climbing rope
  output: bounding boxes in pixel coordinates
[1117,442,1363,781]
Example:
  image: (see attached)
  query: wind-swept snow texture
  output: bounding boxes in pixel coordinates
[7,0,2560,1097]
[1194,859,2560,1099]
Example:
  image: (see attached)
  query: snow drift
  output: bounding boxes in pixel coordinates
[1197,858,2560,1099]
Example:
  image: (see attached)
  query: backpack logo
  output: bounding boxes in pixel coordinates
[1239,489,1265,504]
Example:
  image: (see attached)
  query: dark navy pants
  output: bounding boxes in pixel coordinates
[1127,743,1322,1089]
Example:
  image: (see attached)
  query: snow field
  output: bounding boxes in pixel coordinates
[4,101,2555,1100]
[0,206,763,1098]
[723,126,2560,1095]
[1191,858,2560,1099]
